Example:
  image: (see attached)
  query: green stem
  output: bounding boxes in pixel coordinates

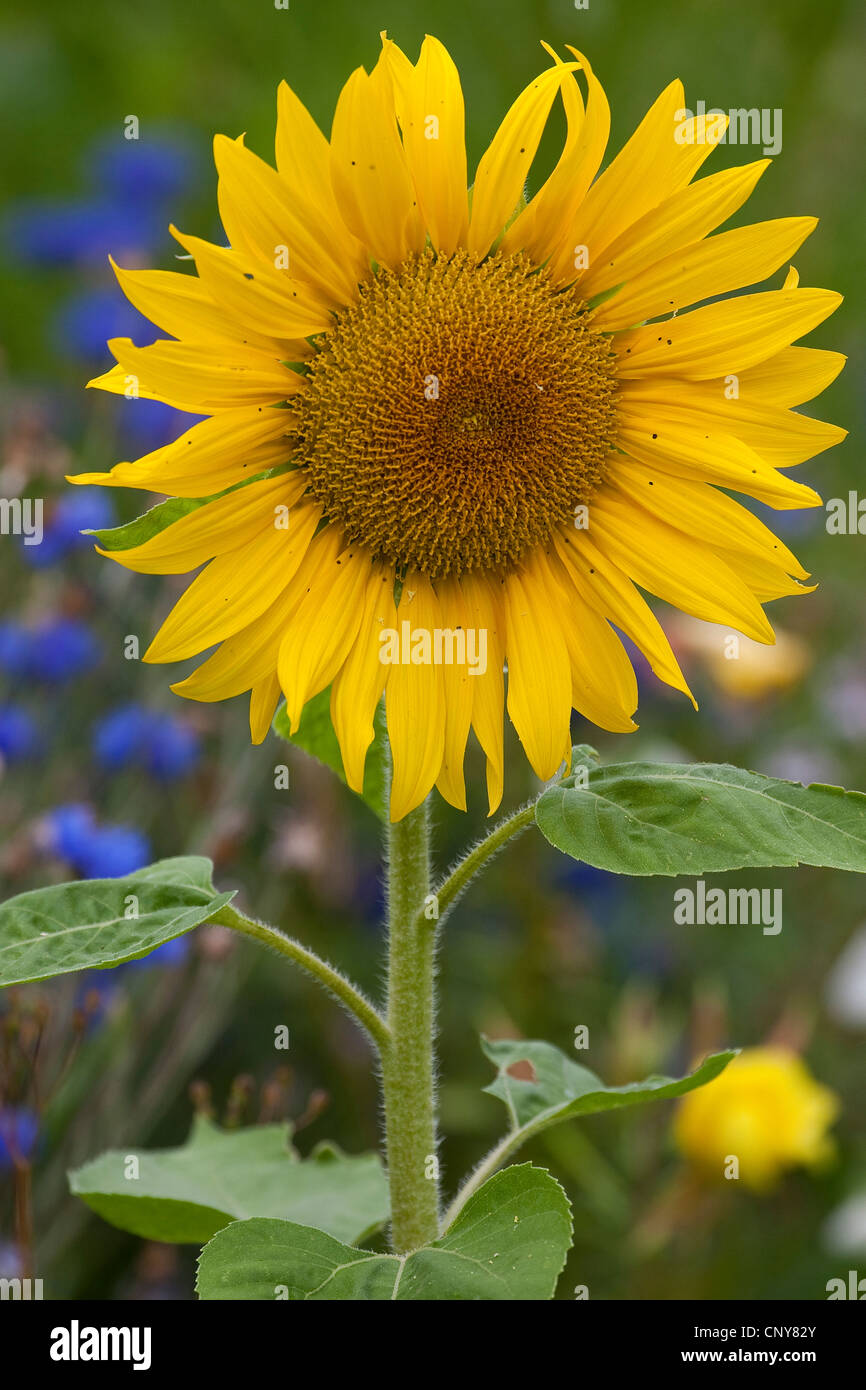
[215,905,390,1053]
[380,798,440,1253]
[420,802,536,932]
[443,1131,519,1229]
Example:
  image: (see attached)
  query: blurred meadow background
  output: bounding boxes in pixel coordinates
[0,0,864,1299]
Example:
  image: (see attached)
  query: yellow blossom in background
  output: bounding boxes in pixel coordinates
[668,615,812,699]
[674,1047,839,1191]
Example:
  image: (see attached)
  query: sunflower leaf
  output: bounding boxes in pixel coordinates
[273,690,387,821]
[87,473,280,550]
[86,496,208,550]
[70,1119,388,1247]
[480,1037,735,1143]
[196,1164,572,1301]
[0,858,234,985]
[536,759,866,875]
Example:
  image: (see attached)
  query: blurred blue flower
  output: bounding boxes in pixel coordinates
[0,622,33,678]
[31,619,101,682]
[144,714,200,780]
[125,936,191,971]
[112,396,205,455]
[79,825,151,878]
[47,803,97,865]
[0,704,39,761]
[0,618,100,683]
[53,286,151,362]
[0,1242,24,1278]
[93,704,200,781]
[74,973,121,1029]
[93,704,153,770]
[88,133,196,208]
[555,858,624,909]
[3,196,165,268]
[0,1108,39,1170]
[47,803,150,878]
[22,488,116,568]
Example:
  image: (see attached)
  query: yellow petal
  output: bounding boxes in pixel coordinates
[468,60,579,259]
[543,548,638,732]
[92,337,300,414]
[594,217,816,331]
[146,500,322,662]
[329,64,425,271]
[214,133,359,304]
[577,158,770,299]
[250,673,282,743]
[385,574,446,821]
[109,256,274,351]
[607,460,809,578]
[432,575,474,811]
[277,546,371,730]
[732,346,847,407]
[553,527,695,705]
[502,558,572,780]
[502,47,609,267]
[98,472,306,574]
[711,549,816,602]
[172,521,333,700]
[616,418,822,510]
[330,564,397,793]
[461,570,506,816]
[170,227,332,341]
[69,406,292,498]
[614,287,843,378]
[558,82,727,275]
[588,491,776,643]
[382,35,469,255]
[617,392,846,468]
[275,78,366,264]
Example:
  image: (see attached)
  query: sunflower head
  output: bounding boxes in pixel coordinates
[71,35,846,820]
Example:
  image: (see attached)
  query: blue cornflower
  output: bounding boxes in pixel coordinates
[88,133,196,208]
[0,704,39,761]
[53,286,151,362]
[0,1108,39,1170]
[22,489,116,568]
[144,714,200,780]
[47,804,150,878]
[26,619,101,683]
[93,705,200,780]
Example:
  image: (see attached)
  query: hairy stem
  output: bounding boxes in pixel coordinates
[380,798,440,1252]
[215,905,389,1053]
[422,802,536,931]
[442,1130,523,1230]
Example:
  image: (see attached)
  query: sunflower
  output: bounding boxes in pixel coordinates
[71,36,846,821]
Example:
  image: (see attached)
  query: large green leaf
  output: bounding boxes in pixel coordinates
[133,856,223,893]
[482,1037,735,1145]
[197,1164,571,1301]
[273,689,387,820]
[0,858,234,986]
[70,1119,388,1246]
[536,758,866,875]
